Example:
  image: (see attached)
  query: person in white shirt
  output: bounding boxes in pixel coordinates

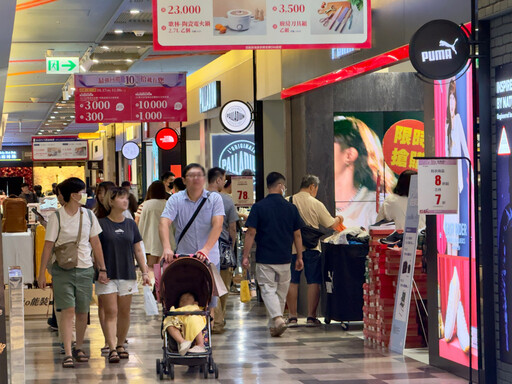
[37,177,108,368]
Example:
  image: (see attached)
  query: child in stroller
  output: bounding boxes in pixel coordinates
[156,255,219,380]
[163,292,206,355]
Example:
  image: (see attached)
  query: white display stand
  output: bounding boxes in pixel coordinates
[2,231,34,285]
[8,267,25,384]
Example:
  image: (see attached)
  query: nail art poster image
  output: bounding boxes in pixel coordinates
[434,65,477,368]
[496,63,512,365]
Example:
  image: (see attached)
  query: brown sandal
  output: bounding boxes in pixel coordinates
[62,356,74,368]
[72,348,89,363]
[108,350,120,363]
[116,345,129,359]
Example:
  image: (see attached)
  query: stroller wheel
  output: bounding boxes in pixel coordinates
[168,362,174,380]
[214,363,219,379]
[203,363,209,379]
[156,359,161,374]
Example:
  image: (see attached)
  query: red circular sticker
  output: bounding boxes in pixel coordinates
[155,128,178,151]
[382,119,425,174]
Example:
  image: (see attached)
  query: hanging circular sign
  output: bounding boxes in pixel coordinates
[220,100,253,133]
[409,19,470,80]
[156,127,179,151]
[382,119,425,174]
[121,141,140,160]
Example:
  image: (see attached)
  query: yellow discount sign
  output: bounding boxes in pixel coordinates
[382,119,425,175]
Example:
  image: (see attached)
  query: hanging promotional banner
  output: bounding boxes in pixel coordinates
[417,159,459,215]
[389,175,420,354]
[32,136,88,161]
[152,0,371,51]
[434,66,477,369]
[231,176,254,206]
[75,73,187,123]
[496,62,512,364]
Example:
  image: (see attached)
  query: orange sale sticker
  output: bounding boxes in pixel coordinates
[383,119,425,174]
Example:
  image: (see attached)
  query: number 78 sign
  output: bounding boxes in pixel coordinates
[417,159,459,215]
[231,176,254,207]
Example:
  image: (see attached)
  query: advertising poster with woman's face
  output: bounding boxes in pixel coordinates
[434,66,477,368]
[333,112,423,230]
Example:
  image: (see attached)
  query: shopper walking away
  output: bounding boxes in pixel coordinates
[19,182,38,203]
[96,187,150,363]
[207,167,239,333]
[242,172,304,337]
[37,177,108,368]
[286,175,344,327]
[159,163,224,305]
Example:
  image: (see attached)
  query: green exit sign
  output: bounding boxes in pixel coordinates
[46,57,79,74]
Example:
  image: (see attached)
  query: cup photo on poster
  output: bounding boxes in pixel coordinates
[311,0,365,35]
[213,0,267,36]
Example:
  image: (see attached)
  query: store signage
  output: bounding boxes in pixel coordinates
[382,119,425,174]
[152,0,371,51]
[74,73,187,123]
[155,127,179,150]
[409,19,470,80]
[46,57,79,74]
[121,141,140,160]
[199,81,221,113]
[389,175,420,354]
[0,150,20,161]
[211,134,255,175]
[231,176,254,206]
[496,63,512,364]
[417,159,459,215]
[220,100,252,133]
[32,136,88,161]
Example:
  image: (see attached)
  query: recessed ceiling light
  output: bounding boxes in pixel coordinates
[37,132,43,135]
[56,129,61,132]
[130,9,140,14]
[57,106,62,109]
[114,29,123,34]
[70,115,75,118]
[50,116,56,119]
[126,59,133,63]
[92,59,99,64]
[53,111,58,114]
[115,70,121,73]
[102,46,110,50]
[45,123,49,126]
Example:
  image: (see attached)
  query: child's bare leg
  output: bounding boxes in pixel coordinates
[167,326,185,344]
[194,332,204,347]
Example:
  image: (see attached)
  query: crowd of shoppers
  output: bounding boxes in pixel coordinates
[37,163,370,368]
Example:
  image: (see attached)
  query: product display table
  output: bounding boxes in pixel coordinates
[2,230,34,285]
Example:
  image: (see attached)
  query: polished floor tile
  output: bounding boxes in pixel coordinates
[13,292,468,383]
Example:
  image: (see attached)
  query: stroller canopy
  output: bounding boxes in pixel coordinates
[160,257,214,310]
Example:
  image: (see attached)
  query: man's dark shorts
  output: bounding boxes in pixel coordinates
[291,249,322,284]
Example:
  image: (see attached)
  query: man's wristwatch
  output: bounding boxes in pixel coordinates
[99,269,107,273]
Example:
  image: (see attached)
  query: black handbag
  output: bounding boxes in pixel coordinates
[219,237,236,269]
[290,195,325,249]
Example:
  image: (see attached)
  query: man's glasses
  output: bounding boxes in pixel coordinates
[185,173,205,179]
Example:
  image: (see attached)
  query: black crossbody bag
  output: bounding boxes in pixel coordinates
[175,193,210,249]
[290,195,325,249]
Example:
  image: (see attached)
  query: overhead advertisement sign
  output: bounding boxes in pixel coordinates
[32,136,88,161]
[496,63,512,365]
[46,57,79,74]
[152,0,371,51]
[74,73,187,124]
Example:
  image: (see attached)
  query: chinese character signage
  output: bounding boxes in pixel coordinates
[32,136,88,161]
[434,66,477,369]
[152,0,371,51]
[75,73,187,123]
[333,111,423,229]
[417,159,459,215]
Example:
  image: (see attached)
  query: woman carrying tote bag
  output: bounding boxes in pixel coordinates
[37,177,109,368]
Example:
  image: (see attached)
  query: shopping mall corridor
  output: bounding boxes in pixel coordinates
[22,293,466,384]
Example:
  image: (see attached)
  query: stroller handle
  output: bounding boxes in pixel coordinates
[160,253,211,267]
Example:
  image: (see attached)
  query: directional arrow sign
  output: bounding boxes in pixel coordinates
[46,57,80,74]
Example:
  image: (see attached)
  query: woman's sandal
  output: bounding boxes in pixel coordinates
[306,317,322,327]
[116,345,129,359]
[101,346,109,355]
[108,350,120,363]
[62,356,74,368]
[72,348,89,363]
[286,317,299,328]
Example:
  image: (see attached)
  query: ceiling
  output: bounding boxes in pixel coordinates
[1,0,223,146]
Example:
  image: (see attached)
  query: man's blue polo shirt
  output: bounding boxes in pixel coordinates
[245,193,304,264]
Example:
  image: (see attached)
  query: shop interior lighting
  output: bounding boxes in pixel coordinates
[92,59,99,63]
[101,46,110,50]
[130,9,140,14]
[53,111,58,114]
[44,123,49,126]
[57,106,62,109]
[114,29,123,34]
[80,65,87,72]
[70,115,75,118]
[126,59,133,63]
[115,70,121,73]
[50,116,56,119]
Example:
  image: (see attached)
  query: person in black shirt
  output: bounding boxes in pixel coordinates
[96,187,150,363]
[242,172,304,337]
[19,182,38,203]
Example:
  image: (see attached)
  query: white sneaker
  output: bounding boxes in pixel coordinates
[188,345,206,354]
[178,341,192,356]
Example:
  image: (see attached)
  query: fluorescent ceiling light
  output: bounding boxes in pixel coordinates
[53,111,58,114]
[70,115,75,118]
[130,9,140,14]
[126,59,133,63]
[114,29,123,34]
[115,70,121,73]
[44,123,49,126]
[50,116,56,119]
[102,46,110,50]
[92,59,99,64]
[57,106,62,109]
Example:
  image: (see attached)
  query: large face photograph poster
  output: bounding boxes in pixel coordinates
[497,62,512,365]
[333,112,424,229]
[434,65,478,368]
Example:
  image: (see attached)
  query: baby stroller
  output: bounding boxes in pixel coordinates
[156,255,219,380]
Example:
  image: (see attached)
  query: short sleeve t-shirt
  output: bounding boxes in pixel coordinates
[45,207,102,269]
[98,217,143,280]
[220,193,239,242]
[245,193,304,264]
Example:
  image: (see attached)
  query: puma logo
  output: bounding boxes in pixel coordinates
[439,38,459,55]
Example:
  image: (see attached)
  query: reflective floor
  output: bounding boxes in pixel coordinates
[21,293,467,383]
